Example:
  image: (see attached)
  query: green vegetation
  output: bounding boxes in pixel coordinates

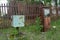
[0,17,60,40]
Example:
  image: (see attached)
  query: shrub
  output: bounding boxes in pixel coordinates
[35,17,43,32]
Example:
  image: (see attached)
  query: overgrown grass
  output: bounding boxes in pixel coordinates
[0,18,60,40]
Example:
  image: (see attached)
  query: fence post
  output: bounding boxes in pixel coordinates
[44,15,50,32]
[43,7,51,32]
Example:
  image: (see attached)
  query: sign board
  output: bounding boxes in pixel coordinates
[12,15,25,27]
[44,8,50,16]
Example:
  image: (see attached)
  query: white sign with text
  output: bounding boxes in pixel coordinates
[12,15,25,27]
[44,8,50,16]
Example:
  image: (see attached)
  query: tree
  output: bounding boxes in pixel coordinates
[42,0,51,6]
[59,0,60,5]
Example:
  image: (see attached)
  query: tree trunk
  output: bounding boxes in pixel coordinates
[49,1,52,17]
[55,0,58,19]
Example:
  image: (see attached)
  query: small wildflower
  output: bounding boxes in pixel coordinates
[53,26,56,29]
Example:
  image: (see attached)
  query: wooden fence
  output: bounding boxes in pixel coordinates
[0,2,60,28]
[0,2,44,28]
